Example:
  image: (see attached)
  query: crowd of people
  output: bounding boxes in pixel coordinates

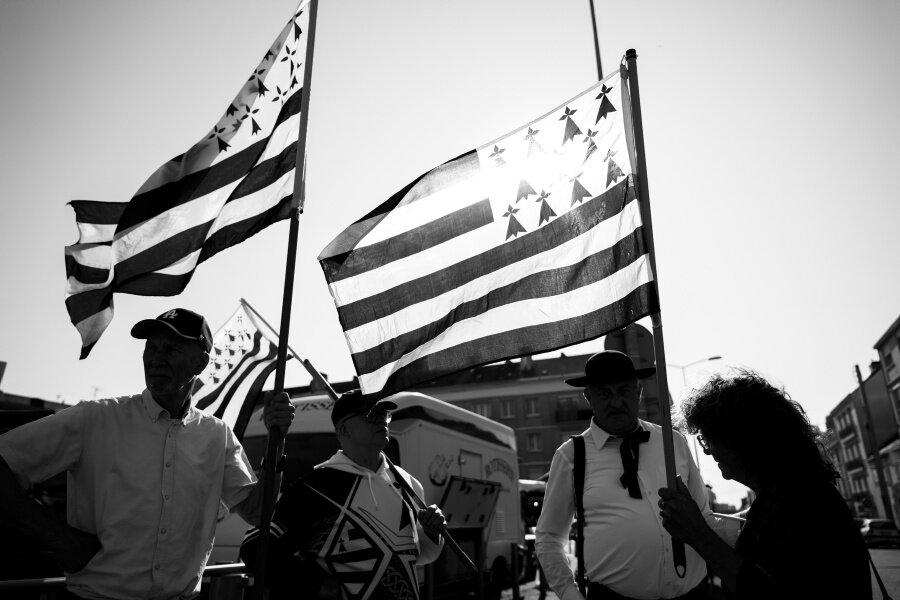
[0,307,875,600]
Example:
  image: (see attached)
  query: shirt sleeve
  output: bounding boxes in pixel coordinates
[0,403,86,488]
[220,425,258,510]
[535,441,584,600]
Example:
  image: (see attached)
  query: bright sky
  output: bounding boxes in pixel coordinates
[1,0,898,506]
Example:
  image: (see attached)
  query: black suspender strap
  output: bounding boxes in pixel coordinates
[572,434,587,597]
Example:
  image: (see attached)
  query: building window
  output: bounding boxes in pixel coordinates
[526,397,540,417]
[473,403,491,418]
[527,433,542,452]
[500,400,515,419]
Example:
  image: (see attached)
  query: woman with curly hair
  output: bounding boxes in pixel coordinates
[657,371,870,599]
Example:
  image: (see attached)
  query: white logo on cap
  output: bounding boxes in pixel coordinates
[161,309,179,320]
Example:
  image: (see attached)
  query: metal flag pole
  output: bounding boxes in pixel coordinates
[254,1,320,598]
[623,48,687,577]
[587,0,604,81]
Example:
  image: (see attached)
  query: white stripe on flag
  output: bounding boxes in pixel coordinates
[212,170,294,233]
[355,173,486,248]
[76,222,117,245]
[115,180,242,259]
[358,254,653,392]
[343,199,644,351]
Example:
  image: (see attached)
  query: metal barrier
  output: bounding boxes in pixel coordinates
[0,563,248,597]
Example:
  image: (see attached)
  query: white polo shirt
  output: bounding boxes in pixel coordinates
[0,390,257,600]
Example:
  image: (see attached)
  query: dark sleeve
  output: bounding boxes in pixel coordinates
[735,482,870,600]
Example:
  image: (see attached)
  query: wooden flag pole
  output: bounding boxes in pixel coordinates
[254,1,320,598]
[623,49,687,578]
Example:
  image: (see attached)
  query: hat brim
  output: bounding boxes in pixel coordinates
[565,366,657,387]
[131,319,207,349]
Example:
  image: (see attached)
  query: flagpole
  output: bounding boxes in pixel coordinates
[623,48,686,578]
[254,1,319,598]
[587,0,604,81]
[240,297,306,365]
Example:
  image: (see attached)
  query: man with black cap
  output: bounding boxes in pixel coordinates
[535,350,731,600]
[241,388,446,599]
[0,308,295,600]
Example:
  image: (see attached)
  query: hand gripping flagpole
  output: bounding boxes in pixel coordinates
[623,49,687,578]
[254,1,319,599]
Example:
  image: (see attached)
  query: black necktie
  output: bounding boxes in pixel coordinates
[619,427,650,499]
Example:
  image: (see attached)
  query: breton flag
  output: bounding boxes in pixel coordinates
[319,68,658,396]
[64,2,310,358]
[193,300,288,439]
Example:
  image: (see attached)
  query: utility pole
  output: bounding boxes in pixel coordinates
[856,364,894,521]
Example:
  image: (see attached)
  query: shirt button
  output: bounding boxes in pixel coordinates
[154,565,160,571]
[165,462,172,468]
[161,528,167,534]
[164,494,170,501]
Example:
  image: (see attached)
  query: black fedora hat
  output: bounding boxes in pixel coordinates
[565,350,656,387]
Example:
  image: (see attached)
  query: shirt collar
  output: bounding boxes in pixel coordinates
[141,389,198,425]
[588,418,646,448]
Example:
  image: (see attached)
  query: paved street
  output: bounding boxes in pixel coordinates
[502,549,900,600]
[872,549,900,599]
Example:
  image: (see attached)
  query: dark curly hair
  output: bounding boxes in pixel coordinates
[680,370,838,484]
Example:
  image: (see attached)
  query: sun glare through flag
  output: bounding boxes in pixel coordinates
[319,69,658,397]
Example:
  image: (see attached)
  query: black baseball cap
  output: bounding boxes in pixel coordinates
[131,308,213,353]
[565,350,656,387]
[331,389,398,426]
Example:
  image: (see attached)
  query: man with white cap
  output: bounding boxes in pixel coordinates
[535,350,732,600]
[241,388,446,599]
[0,307,295,600]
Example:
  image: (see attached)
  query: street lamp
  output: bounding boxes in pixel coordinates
[667,356,723,470]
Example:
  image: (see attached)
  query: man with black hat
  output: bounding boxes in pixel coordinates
[0,308,295,600]
[241,388,446,599]
[535,350,731,600]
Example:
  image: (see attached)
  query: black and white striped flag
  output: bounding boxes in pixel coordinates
[193,300,285,439]
[64,2,310,358]
[319,69,658,397]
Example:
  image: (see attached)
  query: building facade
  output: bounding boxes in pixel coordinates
[825,361,900,522]
[411,323,661,480]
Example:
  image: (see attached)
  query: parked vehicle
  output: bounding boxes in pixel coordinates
[860,518,900,548]
[211,391,524,598]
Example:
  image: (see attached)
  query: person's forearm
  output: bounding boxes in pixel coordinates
[690,527,744,593]
[0,456,71,547]
[234,473,282,527]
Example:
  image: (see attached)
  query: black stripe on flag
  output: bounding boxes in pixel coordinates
[319,150,479,278]
[325,199,493,282]
[335,176,635,331]
[115,89,302,234]
[69,200,128,225]
[65,286,113,327]
[199,195,293,263]
[65,251,111,285]
[374,282,658,394]
[350,226,649,375]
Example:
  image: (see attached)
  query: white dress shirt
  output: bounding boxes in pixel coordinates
[535,419,737,600]
[0,390,257,600]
